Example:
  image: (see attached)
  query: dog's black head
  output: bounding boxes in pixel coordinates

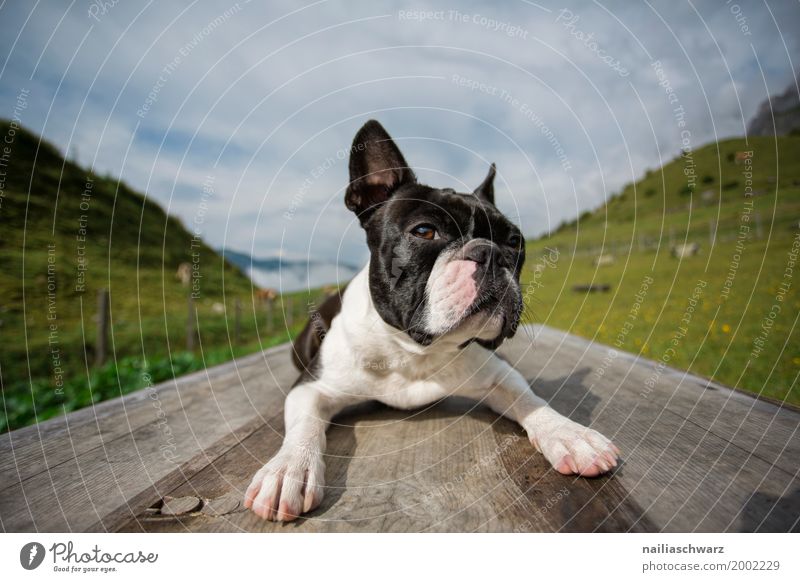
[345,120,525,348]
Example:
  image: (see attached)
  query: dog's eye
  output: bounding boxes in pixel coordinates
[410,224,438,240]
[507,233,522,248]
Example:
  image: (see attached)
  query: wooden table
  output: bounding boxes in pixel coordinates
[2,325,798,532]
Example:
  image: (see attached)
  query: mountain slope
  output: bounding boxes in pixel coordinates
[0,121,314,431]
[747,80,800,137]
[220,248,360,275]
[522,135,800,405]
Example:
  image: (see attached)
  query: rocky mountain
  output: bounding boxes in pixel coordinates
[747,78,800,136]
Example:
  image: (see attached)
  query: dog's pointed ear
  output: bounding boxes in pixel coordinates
[345,120,416,222]
[473,163,496,205]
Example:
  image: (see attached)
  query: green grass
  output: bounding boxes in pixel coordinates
[0,120,333,432]
[1,336,291,432]
[522,136,800,405]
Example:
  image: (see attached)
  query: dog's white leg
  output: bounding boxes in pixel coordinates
[244,382,359,521]
[458,350,620,477]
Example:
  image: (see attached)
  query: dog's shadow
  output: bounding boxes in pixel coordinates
[302,367,601,520]
[739,487,800,532]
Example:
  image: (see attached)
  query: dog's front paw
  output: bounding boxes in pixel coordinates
[243,448,325,522]
[529,408,620,477]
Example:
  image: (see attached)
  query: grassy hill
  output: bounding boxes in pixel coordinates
[0,121,327,432]
[521,136,800,406]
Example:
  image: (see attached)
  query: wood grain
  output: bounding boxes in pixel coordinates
[2,325,798,533]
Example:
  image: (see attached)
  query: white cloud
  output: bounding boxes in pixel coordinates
[0,0,797,269]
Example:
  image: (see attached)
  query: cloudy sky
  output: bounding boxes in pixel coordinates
[1,0,798,269]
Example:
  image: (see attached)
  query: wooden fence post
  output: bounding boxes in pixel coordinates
[235,298,242,345]
[187,294,196,351]
[286,296,293,329]
[266,299,274,334]
[95,288,109,367]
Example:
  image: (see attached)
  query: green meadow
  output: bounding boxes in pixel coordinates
[521,136,800,406]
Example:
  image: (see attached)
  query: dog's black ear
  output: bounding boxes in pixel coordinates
[345,120,416,222]
[473,163,496,205]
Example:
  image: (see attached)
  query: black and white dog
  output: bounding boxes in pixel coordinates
[244,120,619,521]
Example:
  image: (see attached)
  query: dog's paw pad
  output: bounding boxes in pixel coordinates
[243,451,325,522]
[535,419,619,477]
[557,453,616,477]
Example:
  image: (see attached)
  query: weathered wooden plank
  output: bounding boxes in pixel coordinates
[3,325,798,533]
[0,345,292,491]
[493,427,656,533]
[0,349,295,532]
[116,395,653,532]
[502,327,800,532]
[121,400,546,532]
[89,414,272,532]
[506,326,800,475]
[608,410,798,531]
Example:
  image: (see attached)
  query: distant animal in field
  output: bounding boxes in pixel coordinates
[176,262,192,286]
[255,288,278,303]
[700,189,716,203]
[671,242,700,259]
[593,254,615,267]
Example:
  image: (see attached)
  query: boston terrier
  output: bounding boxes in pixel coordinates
[244,120,619,521]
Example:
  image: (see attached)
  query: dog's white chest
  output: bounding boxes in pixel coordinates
[370,372,452,410]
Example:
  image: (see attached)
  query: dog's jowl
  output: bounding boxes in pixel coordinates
[244,120,619,522]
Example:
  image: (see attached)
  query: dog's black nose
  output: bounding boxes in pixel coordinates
[464,243,492,265]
